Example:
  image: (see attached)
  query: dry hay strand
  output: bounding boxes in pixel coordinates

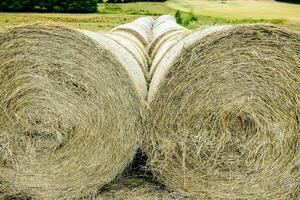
[96,177,195,200]
[146,24,300,199]
[0,24,146,200]
[112,17,155,48]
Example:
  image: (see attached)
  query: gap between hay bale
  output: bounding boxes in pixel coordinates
[96,177,195,200]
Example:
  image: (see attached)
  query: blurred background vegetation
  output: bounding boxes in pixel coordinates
[0,0,299,31]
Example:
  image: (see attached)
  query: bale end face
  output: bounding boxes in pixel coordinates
[146,24,300,199]
[0,24,144,200]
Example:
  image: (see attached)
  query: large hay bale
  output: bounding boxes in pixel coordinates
[0,24,146,200]
[112,17,155,48]
[96,177,194,200]
[146,24,300,199]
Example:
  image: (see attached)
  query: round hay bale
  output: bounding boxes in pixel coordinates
[112,17,155,47]
[146,24,300,199]
[96,177,194,200]
[152,21,186,40]
[0,24,146,200]
[108,32,149,79]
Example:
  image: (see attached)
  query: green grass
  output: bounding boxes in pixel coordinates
[99,2,174,16]
[176,11,286,30]
[0,2,173,31]
[168,0,300,21]
[0,12,139,31]
[168,0,300,30]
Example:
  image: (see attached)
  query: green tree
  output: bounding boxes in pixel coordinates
[0,0,33,12]
[0,0,98,13]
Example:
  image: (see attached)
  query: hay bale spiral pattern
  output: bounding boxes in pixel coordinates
[0,24,145,200]
[146,24,300,199]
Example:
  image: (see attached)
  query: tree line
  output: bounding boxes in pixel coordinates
[0,0,167,12]
[99,0,166,2]
[275,0,300,3]
[0,0,98,12]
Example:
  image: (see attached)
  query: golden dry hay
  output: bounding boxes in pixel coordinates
[146,24,300,199]
[80,29,148,96]
[0,24,146,200]
[110,30,150,76]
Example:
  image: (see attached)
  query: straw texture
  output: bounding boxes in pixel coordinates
[146,24,300,199]
[81,30,148,96]
[112,17,155,47]
[0,24,145,200]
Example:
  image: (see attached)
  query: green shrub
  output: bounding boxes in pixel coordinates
[106,0,166,2]
[0,0,33,12]
[183,12,198,26]
[175,10,182,24]
[275,0,300,3]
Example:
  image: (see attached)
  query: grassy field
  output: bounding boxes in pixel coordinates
[0,2,173,31]
[0,1,299,32]
[0,12,138,31]
[168,0,300,30]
